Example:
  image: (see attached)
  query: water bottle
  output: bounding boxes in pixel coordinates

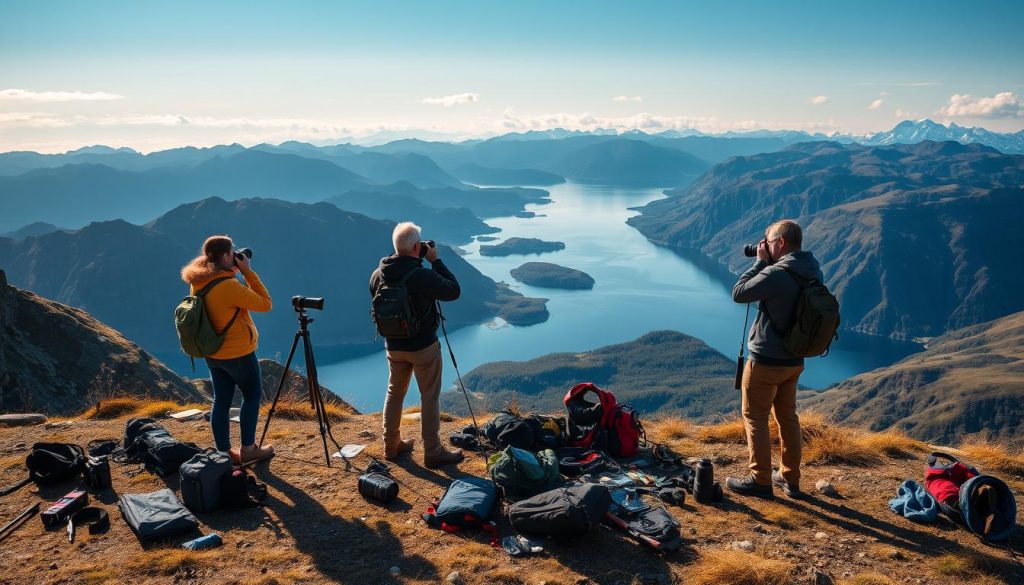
[694,459,715,504]
[182,533,223,550]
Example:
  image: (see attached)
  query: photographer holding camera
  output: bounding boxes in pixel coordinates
[727,220,823,499]
[180,235,274,465]
[369,222,464,468]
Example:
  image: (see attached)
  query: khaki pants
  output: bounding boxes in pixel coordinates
[382,340,443,457]
[741,359,804,486]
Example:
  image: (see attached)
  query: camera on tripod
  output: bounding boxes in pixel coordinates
[292,296,325,311]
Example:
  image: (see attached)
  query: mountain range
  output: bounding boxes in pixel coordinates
[0,197,548,373]
[628,140,1024,339]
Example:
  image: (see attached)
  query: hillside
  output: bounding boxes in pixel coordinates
[509,262,595,290]
[549,139,710,187]
[1,401,1020,585]
[628,140,1024,339]
[326,190,499,245]
[0,197,548,371]
[441,331,736,417]
[0,273,207,414]
[805,311,1024,444]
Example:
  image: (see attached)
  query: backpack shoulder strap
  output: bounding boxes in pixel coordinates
[780,266,819,287]
[195,276,235,297]
[391,266,421,286]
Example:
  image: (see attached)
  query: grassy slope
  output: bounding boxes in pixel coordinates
[1,401,1021,585]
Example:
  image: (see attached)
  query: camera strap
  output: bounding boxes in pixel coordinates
[67,507,109,543]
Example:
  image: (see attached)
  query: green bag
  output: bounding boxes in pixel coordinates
[780,268,841,358]
[174,277,239,367]
[487,447,560,502]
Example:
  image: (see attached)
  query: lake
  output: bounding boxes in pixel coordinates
[315,182,921,413]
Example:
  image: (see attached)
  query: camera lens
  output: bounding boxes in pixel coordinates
[235,247,253,259]
[291,296,325,310]
[743,244,759,257]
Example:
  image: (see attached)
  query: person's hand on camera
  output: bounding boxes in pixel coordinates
[235,252,252,273]
[756,239,772,264]
[424,241,439,263]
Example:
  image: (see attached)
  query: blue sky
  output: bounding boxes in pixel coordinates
[1,0,1022,152]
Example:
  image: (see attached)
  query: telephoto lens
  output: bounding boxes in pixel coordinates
[235,247,253,259]
[358,472,399,503]
[743,243,759,257]
[291,296,325,310]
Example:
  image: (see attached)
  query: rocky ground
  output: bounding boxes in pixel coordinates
[0,403,1021,585]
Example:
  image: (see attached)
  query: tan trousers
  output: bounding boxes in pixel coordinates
[741,359,804,486]
[382,340,443,457]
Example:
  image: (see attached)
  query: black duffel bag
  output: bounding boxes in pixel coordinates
[123,417,202,477]
[26,443,86,485]
[508,482,611,539]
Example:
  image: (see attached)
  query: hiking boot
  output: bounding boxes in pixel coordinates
[384,438,415,460]
[424,448,464,469]
[772,470,803,499]
[726,476,774,499]
[239,443,275,465]
[228,448,241,465]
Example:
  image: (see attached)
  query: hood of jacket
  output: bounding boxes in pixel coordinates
[377,254,424,282]
[772,250,823,282]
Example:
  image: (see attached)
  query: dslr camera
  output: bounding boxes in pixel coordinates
[233,247,253,266]
[418,240,436,258]
[292,296,325,311]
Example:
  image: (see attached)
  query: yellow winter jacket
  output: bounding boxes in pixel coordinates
[185,266,272,360]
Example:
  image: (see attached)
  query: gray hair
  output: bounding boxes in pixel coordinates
[392,221,422,254]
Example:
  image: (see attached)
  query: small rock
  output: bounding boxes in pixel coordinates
[731,540,755,552]
[812,571,834,585]
[45,421,74,429]
[446,571,464,585]
[815,480,839,497]
[814,531,829,540]
[358,430,374,439]
[0,413,47,427]
[887,549,907,560]
[858,552,866,558]
[390,566,400,576]
[261,568,268,574]
[49,563,58,570]
[752,523,768,534]
[402,412,422,421]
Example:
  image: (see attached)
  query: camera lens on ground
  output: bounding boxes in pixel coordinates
[292,296,325,310]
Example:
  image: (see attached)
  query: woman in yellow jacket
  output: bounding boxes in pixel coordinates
[181,235,274,465]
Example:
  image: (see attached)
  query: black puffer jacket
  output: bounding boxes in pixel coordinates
[369,254,461,351]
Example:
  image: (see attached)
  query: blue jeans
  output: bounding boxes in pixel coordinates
[205,352,262,451]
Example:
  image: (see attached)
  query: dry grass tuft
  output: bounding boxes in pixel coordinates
[856,430,926,459]
[87,397,143,419]
[135,400,186,418]
[123,549,219,576]
[263,399,349,421]
[803,425,882,466]
[840,573,897,585]
[958,437,1024,478]
[650,417,692,442]
[758,502,814,529]
[686,550,793,585]
[697,418,747,444]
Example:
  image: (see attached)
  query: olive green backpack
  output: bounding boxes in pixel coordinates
[487,447,561,502]
[174,277,239,369]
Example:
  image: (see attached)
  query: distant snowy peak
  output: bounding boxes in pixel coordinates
[860,119,1024,154]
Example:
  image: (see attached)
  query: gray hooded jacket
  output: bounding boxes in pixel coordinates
[732,250,824,365]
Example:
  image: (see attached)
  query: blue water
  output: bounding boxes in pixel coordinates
[316,182,920,413]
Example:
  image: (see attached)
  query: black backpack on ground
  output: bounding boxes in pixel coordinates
[605,505,683,554]
[482,412,535,450]
[221,468,268,508]
[122,417,202,477]
[26,443,86,485]
[179,451,234,512]
[508,483,611,539]
[370,267,421,339]
[423,477,499,535]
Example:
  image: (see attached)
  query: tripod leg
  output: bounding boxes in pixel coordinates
[258,331,302,449]
[302,331,335,467]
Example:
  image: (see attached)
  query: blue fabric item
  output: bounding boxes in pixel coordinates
[205,351,262,451]
[889,479,938,523]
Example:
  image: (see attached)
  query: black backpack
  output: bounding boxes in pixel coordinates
[776,267,840,357]
[370,267,421,339]
[508,483,611,539]
[220,468,268,508]
[121,417,202,477]
[27,443,86,485]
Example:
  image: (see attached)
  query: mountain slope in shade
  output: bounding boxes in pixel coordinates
[441,330,735,418]
[326,190,499,245]
[547,138,710,187]
[628,140,1024,339]
[0,271,207,414]
[804,312,1024,443]
[0,197,547,370]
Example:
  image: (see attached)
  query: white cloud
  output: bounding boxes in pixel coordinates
[0,88,124,102]
[938,91,1024,118]
[868,99,885,110]
[808,95,829,105]
[421,92,479,107]
[612,95,643,103]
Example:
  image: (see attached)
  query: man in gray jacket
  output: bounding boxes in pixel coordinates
[727,219,823,499]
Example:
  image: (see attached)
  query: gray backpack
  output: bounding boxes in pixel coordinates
[179,451,233,512]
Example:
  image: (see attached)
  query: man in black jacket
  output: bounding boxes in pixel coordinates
[369,222,464,468]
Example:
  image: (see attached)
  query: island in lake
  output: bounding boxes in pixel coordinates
[510,262,595,290]
[479,237,566,257]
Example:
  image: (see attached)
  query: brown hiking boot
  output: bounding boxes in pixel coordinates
[424,447,464,469]
[239,443,275,465]
[385,438,415,460]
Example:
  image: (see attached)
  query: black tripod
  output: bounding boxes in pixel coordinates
[258,302,347,468]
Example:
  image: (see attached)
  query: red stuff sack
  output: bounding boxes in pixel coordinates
[925,452,978,513]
